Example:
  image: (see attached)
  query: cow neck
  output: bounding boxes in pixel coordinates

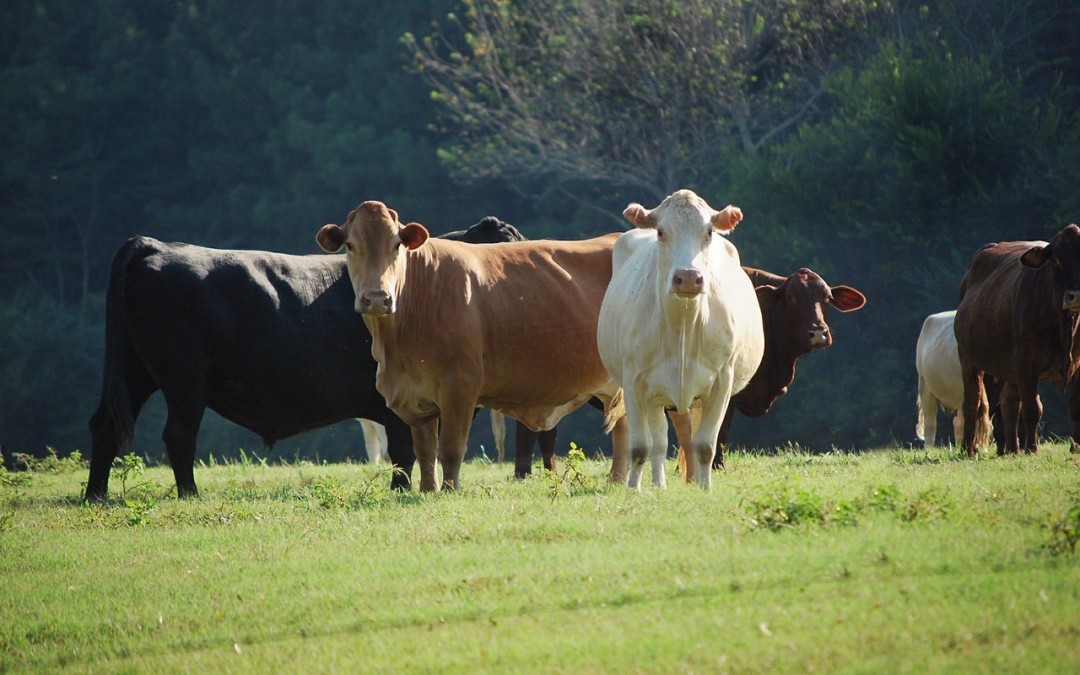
[740,304,797,413]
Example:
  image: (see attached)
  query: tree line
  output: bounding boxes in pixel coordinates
[2,0,1079,465]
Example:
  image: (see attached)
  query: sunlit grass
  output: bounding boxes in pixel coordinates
[2,444,1078,672]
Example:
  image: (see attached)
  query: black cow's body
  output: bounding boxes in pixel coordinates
[86,218,525,501]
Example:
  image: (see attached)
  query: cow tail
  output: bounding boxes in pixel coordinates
[489,410,506,463]
[914,378,926,442]
[602,388,626,434]
[973,409,992,450]
[97,237,153,454]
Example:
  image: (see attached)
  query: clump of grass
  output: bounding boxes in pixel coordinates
[744,482,862,531]
[300,469,393,510]
[1042,491,1080,556]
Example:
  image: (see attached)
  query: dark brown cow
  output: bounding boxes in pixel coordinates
[316,200,621,492]
[955,225,1080,456]
[678,267,866,480]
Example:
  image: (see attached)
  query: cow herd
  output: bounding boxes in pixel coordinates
[84,188,1080,501]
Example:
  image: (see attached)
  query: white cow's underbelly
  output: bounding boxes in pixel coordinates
[635,352,731,412]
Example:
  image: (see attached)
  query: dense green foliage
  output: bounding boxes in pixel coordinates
[2,1,1080,465]
[2,447,1079,670]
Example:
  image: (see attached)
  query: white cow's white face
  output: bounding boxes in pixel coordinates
[623,189,742,298]
[315,201,429,316]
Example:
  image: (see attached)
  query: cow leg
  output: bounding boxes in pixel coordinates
[382,412,414,491]
[645,406,670,489]
[436,399,476,491]
[1068,376,1080,453]
[538,427,557,474]
[713,405,735,470]
[608,415,630,484]
[625,389,660,490]
[951,411,964,449]
[667,410,693,483]
[86,375,156,502]
[998,382,1022,455]
[985,377,1005,455]
[1018,379,1042,453]
[514,422,539,479]
[412,419,439,493]
[160,391,206,499]
[917,373,939,447]
[689,376,735,491]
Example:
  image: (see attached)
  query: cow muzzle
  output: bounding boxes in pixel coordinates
[1064,289,1080,312]
[807,327,831,349]
[357,290,394,316]
[671,268,705,297]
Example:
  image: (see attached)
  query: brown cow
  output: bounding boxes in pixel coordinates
[316,200,621,491]
[954,225,1080,456]
[676,267,867,481]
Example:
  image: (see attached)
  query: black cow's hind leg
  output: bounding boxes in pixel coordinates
[161,393,205,498]
[383,412,414,491]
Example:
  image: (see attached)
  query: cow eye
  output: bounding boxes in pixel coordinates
[345,242,354,252]
[656,229,666,240]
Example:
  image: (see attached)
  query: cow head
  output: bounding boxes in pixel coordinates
[624,189,743,299]
[1019,224,1080,312]
[755,269,867,353]
[316,200,429,316]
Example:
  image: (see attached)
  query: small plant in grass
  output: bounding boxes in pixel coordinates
[109,453,162,525]
[10,446,86,473]
[543,443,596,501]
[1042,492,1080,556]
[900,486,953,524]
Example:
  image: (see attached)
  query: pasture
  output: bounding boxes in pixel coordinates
[2,444,1079,673]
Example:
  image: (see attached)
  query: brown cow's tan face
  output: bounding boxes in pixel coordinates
[316,200,428,316]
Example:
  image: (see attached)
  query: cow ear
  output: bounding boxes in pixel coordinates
[755,284,782,307]
[316,224,346,252]
[623,203,655,229]
[830,285,867,312]
[712,205,743,232]
[1020,245,1051,268]
[399,222,429,250]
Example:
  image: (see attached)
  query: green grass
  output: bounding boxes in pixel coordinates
[2,445,1079,673]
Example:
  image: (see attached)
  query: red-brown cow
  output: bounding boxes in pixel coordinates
[954,225,1080,456]
[676,267,866,480]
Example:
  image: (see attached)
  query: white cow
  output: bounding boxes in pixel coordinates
[914,310,965,447]
[598,189,765,490]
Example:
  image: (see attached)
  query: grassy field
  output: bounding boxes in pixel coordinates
[2,444,1079,673]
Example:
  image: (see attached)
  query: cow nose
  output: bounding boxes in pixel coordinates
[358,290,393,315]
[671,268,705,296]
[1064,290,1080,312]
[808,327,831,348]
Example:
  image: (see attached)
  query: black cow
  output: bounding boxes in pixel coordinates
[86,218,524,501]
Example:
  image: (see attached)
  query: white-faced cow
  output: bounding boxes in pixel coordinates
[85,218,525,501]
[914,310,965,447]
[598,189,765,490]
[677,266,866,481]
[955,225,1080,456]
[316,200,621,492]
